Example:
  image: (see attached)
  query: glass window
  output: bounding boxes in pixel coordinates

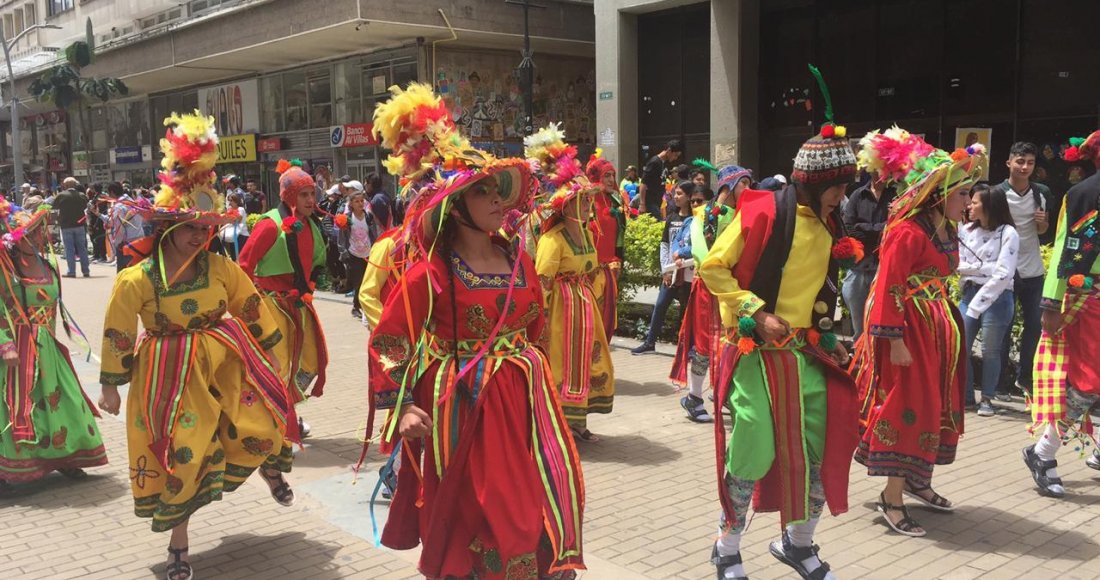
[284,71,307,131]
[25,3,35,26]
[14,9,24,36]
[261,75,284,133]
[47,0,74,17]
[392,61,417,88]
[334,62,361,125]
[4,15,13,40]
[308,70,332,129]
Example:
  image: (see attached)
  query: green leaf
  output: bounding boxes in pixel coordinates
[63,41,92,69]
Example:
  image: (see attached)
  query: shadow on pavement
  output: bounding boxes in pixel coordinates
[577,433,683,465]
[296,437,377,469]
[0,471,128,508]
[615,379,677,397]
[158,531,345,579]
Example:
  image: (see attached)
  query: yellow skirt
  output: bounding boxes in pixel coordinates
[126,333,286,532]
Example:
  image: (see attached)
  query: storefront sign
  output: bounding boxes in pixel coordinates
[72,151,90,176]
[112,146,143,165]
[599,91,614,101]
[329,123,377,148]
[198,79,260,137]
[257,137,284,153]
[217,134,258,164]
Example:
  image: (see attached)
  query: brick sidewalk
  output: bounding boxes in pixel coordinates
[4,261,1100,579]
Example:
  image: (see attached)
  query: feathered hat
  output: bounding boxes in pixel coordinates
[146,111,235,224]
[790,64,858,189]
[372,83,535,253]
[859,127,987,233]
[1062,130,1100,167]
[0,199,50,250]
[525,123,596,219]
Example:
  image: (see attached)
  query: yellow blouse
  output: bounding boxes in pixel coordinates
[700,205,831,329]
[535,223,600,304]
[358,236,396,330]
[100,253,282,385]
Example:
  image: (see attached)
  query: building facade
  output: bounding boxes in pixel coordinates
[597,0,1099,194]
[0,0,596,196]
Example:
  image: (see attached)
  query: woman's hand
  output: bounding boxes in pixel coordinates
[398,405,433,439]
[889,338,913,367]
[98,386,121,416]
[751,311,790,343]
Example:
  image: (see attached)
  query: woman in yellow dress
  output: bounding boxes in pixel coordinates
[527,125,614,441]
[97,112,298,580]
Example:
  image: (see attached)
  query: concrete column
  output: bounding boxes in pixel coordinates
[594,2,638,170]
[710,0,759,170]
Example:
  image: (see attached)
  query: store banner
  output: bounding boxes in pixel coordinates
[257,137,284,153]
[72,151,90,176]
[329,123,377,148]
[198,79,260,137]
[217,134,258,164]
[112,146,143,165]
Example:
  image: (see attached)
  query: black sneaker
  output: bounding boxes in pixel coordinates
[710,542,747,580]
[769,530,831,580]
[298,417,311,439]
[630,342,655,355]
[351,309,362,319]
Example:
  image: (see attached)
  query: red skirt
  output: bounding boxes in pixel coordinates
[853,299,966,487]
[670,278,722,387]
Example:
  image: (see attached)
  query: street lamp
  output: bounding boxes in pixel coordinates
[0,23,62,203]
[505,0,545,137]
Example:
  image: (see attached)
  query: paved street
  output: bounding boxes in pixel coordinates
[4,261,1100,579]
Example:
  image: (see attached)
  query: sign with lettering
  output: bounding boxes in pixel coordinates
[329,123,377,148]
[112,146,143,165]
[198,79,260,137]
[216,134,257,164]
[257,137,284,153]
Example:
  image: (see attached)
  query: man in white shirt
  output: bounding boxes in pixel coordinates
[993,142,1052,396]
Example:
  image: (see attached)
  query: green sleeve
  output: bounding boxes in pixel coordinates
[690,209,709,264]
[1041,203,1068,310]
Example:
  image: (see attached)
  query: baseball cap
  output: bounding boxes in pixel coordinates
[345,180,365,193]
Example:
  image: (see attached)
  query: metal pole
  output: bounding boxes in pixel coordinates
[523,2,533,136]
[0,27,18,203]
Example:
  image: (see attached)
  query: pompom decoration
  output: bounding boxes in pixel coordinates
[821,125,835,138]
[950,149,969,162]
[834,125,847,138]
[334,213,349,229]
[1069,274,1086,288]
[737,315,757,337]
[831,236,866,269]
[819,332,838,352]
[1064,146,1082,162]
[693,158,718,174]
[1086,277,1095,290]
[281,216,303,234]
[806,329,821,346]
[737,336,757,355]
[856,126,935,184]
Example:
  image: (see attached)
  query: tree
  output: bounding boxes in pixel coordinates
[27,39,128,174]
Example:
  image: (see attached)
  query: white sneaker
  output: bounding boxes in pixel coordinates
[298,417,312,438]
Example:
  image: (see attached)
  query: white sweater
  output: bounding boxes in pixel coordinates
[957,223,1019,319]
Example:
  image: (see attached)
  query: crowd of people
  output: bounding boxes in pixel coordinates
[0,77,1098,580]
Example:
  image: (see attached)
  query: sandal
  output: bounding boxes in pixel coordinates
[570,427,599,442]
[768,530,831,580]
[165,546,193,580]
[259,468,295,507]
[710,542,748,580]
[57,468,88,480]
[903,481,955,512]
[1023,445,1065,498]
[876,492,926,537]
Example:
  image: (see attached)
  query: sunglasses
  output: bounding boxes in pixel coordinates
[690,198,706,205]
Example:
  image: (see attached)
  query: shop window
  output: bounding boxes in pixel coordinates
[24,3,34,27]
[308,70,332,129]
[284,71,307,131]
[334,62,361,125]
[261,75,284,133]
[14,9,24,36]
[47,0,73,18]
[3,15,13,40]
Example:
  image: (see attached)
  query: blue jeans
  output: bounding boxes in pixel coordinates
[960,284,1014,403]
[1003,275,1043,390]
[841,267,876,342]
[61,226,89,276]
[643,281,691,345]
[645,200,663,220]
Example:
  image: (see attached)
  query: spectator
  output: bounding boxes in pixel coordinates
[620,165,640,206]
[107,181,146,272]
[841,169,897,341]
[244,178,266,214]
[54,177,90,278]
[319,182,349,292]
[338,190,372,319]
[219,193,250,260]
[993,142,1052,397]
[958,183,1019,417]
[364,172,393,242]
[632,181,695,354]
[86,186,109,263]
[639,139,683,218]
[18,182,30,203]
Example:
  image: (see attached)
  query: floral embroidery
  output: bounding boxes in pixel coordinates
[241,294,262,322]
[901,409,917,426]
[152,313,187,335]
[504,552,539,580]
[737,297,765,319]
[465,304,494,338]
[502,302,541,335]
[174,446,194,465]
[144,252,210,296]
[130,455,161,489]
[47,387,61,411]
[178,411,198,429]
[104,328,136,354]
[180,298,199,315]
[918,432,940,453]
[51,426,67,448]
[211,449,225,464]
[242,436,274,456]
[165,475,184,494]
[591,372,610,392]
[451,254,523,289]
[240,390,258,407]
[372,333,412,371]
[873,418,898,446]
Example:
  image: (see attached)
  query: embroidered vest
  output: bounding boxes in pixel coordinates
[1056,172,1100,278]
[253,206,327,279]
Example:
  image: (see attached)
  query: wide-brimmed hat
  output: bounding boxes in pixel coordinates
[0,201,50,249]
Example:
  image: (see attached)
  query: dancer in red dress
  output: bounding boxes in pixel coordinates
[367,83,584,579]
[852,128,987,537]
[587,152,626,340]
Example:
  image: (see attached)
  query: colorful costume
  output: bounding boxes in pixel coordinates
[586,153,625,340]
[703,82,861,578]
[851,128,985,488]
[1025,130,1100,498]
[0,205,106,485]
[367,83,584,579]
[526,124,615,432]
[99,112,297,532]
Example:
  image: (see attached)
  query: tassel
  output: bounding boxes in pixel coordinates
[807,63,834,126]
